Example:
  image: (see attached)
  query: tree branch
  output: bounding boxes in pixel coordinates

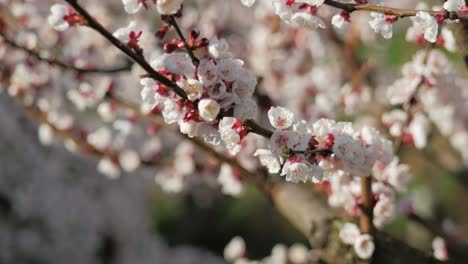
[323,0,468,20]
[0,32,133,74]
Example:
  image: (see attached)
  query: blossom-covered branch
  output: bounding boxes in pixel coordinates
[0,32,133,74]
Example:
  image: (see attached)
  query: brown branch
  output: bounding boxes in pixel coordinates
[0,32,133,74]
[323,0,468,20]
[360,176,374,235]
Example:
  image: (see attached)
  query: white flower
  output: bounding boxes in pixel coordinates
[198,99,220,122]
[152,53,193,76]
[221,129,242,155]
[369,12,393,39]
[224,236,246,261]
[179,120,199,138]
[234,98,258,121]
[288,244,309,264]
[118,150,140,172]
[48,4,69,31]
[290,12,326,29]
[268,106,294,130]
[178,79,202,101]
[87,127,112,151]
[140,78,164,108]
[408,113,430,149]
[331,13,347,29]
[97,158,121,179]
[232,71,256,103]
[208,37,231,59]
[354,234,375,260]
[97,102,116,122]
[122,0,144,14]
[240,0,255,7]
[113,20,138,44]
[441,28,457,52]
[218,164,244,196]
[198,59,219,86]
[207,82,227,100]
[254,149,282,173]
[217,59,244,82]
[333,135,376,176]
[219,117,243,155]
[281,159,323,183]
[443,0,466,12]
[198,123,221,145]
[413,11,438,43]
[156,0,183,15]
[373,196,396,228]
[339,223,361,245]
[162,99,181,124]
[38,124,53,146]
[432,237,448,261]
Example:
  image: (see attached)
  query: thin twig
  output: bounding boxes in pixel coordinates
[168,16,200,66]
[323,0,468,20]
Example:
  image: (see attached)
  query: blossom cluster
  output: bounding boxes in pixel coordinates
[223,236,313,264]
[384,50,468,164]
[339,222,375,260]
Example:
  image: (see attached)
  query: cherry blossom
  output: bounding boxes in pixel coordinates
[369,12,395,39]
[443,0,468,13]
[354,234,375,260]
[268,106,295,130]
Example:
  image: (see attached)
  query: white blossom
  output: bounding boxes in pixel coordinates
[369,12,393,39]
[254,148,282,174]
[178,79,203,101]
[113,20,138,44]
[198,99,220,122]
[208,37,231,59]
[48,4,69,31]
[224,236,246,262]
[156,0,184,15]
[281,158,323,183]
[218,164,244,196]
[443,0,466,12]
[339,223,361,245]
[122,0,144,14]
[432,237,449,261]
[87,127,112,151]
[240,0,256,7]
[413,11,438,43]
[333,135,376,176]
[268,106,295,130]
[288,244,309,264]
[354,234,375,260]
[38,124,53,146]
[290,12,326,30]
[118,150,140,172]
[97,158,121,179]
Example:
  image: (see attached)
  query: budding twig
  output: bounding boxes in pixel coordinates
[167,16,200,66]
[323,0,468,20]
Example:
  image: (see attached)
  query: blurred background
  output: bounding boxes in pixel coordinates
[1,0,468,263]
